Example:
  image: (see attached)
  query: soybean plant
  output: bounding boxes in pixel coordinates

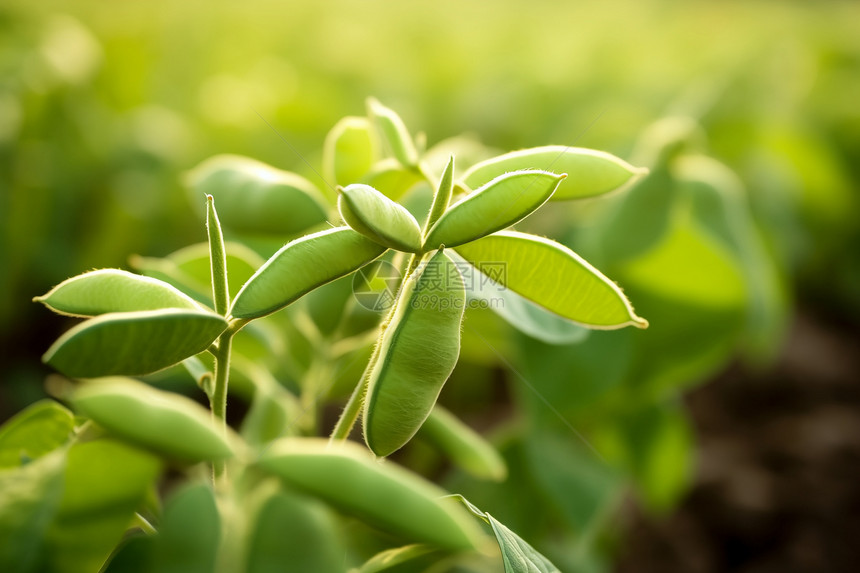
[4,99,648,572]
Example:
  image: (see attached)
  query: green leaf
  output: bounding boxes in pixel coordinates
[230,227,387,320]
[418,406,507,481]
[0,400,75,468]
[71,377,235,462]
[34,269,200,317]
[487,514,561,573]
[258,438,484,551]
[367,98,419,168]
[449,250,589,345]
[675,154,788,360]
[185,155,329,235]
[451,496,561,573]
[424,171,565,250]
[338,183,423,252]
[43,309,227,377]
[152,483,220,573]
[0,450,66,573]
[247,491,345,573]
[455,231,647,329]
[461,146,645,201]
[323,116,377,188]
[44,439,162,573]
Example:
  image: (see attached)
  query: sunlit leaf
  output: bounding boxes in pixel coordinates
[455,231,647,329]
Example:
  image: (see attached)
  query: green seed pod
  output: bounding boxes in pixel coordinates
[258,438,484,551]
[323,116,377,188]
[454,231,648,329]
[361,158,424,201]
[367,98,419,168]
[43,309,228,377]
[338,184,423,252]
[423,155,455,233]
[363,250,465,457]
[423,170,565,250]
[419,406,507,481]
[461,146,646,201]
[34,269,200,317]
[230,227,387,320]
[184,155,329,235]
[71,377,235,462]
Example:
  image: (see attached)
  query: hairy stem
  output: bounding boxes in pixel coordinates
[210,329,233,481]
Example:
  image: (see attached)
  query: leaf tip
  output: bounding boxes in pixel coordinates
[632,316,649,329]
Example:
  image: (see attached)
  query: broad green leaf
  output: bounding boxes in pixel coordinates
[619,217,745,310]
[361,159,424,201]
[424,171,565,250]
[0,400,75,468]
[247,491,345,573]
[455,231,647,329]
[363,250,466,457]
[152,484,219,573]
[338,183,423,252]
[323,116,376,188]
[449,250,589,345]
[594,165,676,264]
[367,98,419,168]
[418,406,507,481]
[45,439,161,573]
[451,496,561,573]
[357,544,440,573]
[34,269,200,317]
[487,514,561,573]
[231,227,387,320]
[461,146,645,201]
[185,155,329,235]
[0,450,66,573]
[43,309,227,377]
[71,377,235,462]
[258,438,484,551]
[132,241,265,303]
[675,154,788,360]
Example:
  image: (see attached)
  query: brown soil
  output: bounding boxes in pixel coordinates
[616,312,860,573]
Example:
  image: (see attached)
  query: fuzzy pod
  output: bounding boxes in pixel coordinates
[34,269,200,317]
[184,155,329,235]
[258,438,484,552]
[461,146,646,201]
[367,98,419,168]
[71,378,235,462]
[423,170,565,250]
[230,227,387,320]
[43,309,228,377]
[338,184,423,252]
[363,250,466,457]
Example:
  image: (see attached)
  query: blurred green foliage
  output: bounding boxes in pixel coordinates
[2,0,859,571]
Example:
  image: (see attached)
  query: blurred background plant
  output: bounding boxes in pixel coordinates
[1,0,858,571]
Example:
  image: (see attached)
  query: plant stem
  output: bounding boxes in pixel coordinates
[210,329,233,480]
[329,357,371,441]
